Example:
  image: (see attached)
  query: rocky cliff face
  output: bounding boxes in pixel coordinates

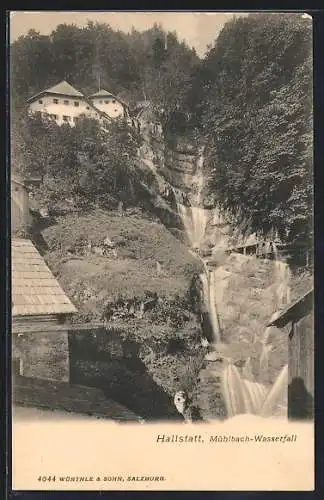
[138,125,291,420]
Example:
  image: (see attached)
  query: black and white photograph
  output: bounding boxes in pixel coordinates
[9,10,314,490]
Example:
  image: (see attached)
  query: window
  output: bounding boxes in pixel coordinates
[53,98,59,104]
[38,99,43,104]
[86,106,90,110]
[74,101,79,107]
[64,100,69,105]
[63,115,71,122]
[104,100,110,104]
[112,100,116,104]
[12,357,23,376]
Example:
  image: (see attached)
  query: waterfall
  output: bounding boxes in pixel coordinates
[171,147,290,419]
[258,326,273,384]
[221,361,288,418]
[242,357,254,381]
[273,243,291,306]
[175,147,208,249]
[260,364,288,417]
[258,243,291,384]
[221,361,268,417]
[176,203,208,249]
[198,265,221,344]
[219,242,291,418]
[173,149,223,344]
[207,268,222,344]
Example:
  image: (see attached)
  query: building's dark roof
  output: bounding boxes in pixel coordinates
[27,80,84,103]
[12,239,77,317]
[267,288,314,328]
[88,89,115,98]
[13,375,143,423]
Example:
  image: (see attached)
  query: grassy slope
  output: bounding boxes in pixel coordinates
[42,209,203,312]
[41,209,205,411]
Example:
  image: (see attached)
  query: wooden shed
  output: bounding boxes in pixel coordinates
[267,288,314,420]
[12,238,77,382]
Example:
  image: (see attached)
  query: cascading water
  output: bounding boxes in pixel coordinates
[174,148,223,344]
[220,240,291,419]
[176,204,208,249]
[259,326,273,384]
[222,360,289,418]
[171,144,290,419]
[175,149,227,344]
[260,364,288,417]
[175,148,208,249]
[205,266,222,344]
[258,242,291,386]
[221,360,268,417]
[273,243,291,307]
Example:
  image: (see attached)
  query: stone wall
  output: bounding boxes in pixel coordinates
[12,330,70,382]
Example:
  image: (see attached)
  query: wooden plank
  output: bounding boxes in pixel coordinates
[267,289,314,328]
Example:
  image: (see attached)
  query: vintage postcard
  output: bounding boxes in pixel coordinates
[10,10,314,491]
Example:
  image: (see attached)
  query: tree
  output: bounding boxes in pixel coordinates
[13,113,144,211]
[73,117,143,209]
[200,13,313,248]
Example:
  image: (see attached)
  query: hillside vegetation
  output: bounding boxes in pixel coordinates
[11,13,313,419]
[12,14,313,250]
[42,209,203,311]
[11,21,199,126]
[39,210,206,410]
[197,14,313,248]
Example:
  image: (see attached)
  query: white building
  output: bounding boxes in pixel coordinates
[87,89,128,119]
[27,80,129,127]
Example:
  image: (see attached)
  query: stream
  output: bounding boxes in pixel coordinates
[172,151,289,419]
[140,134,289,420]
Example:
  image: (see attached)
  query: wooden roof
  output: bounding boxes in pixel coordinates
[267,288,314,328]
[13,375,143,423]
[88,89,114,98]
[27,80,84,103]
[12,239,77,317]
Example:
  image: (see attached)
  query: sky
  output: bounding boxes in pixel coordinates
[9,11,249,57]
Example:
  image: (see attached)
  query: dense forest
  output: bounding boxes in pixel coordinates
[11,13,313,250]
[199,14,313,249]
[11,21,199,123]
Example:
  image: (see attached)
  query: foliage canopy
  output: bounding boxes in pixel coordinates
[198,14,313,247]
